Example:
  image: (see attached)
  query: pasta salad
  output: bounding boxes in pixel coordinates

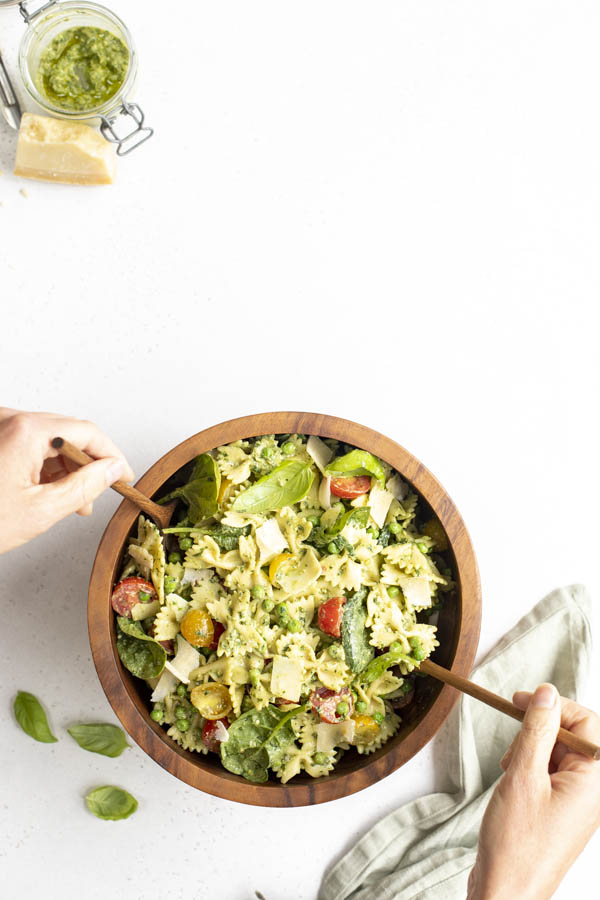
[111,434,453,783]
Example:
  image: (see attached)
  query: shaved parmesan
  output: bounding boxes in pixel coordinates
[151,668,177,702]
[369,483,394,527]
[182,567,203,585]
[166,592,189,622]
[388,473,408,501]
[307,435,333,473]
[131,598,160,621]
[318,475,331,510]
[270,656,303,702]
[398,575,432,608]
[256,518,288,563]
[164,634,200,684]
[316,719,356,752]
[214,720,229,743]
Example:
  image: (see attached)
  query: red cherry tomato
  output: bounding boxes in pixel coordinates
[210,621,225,651]
[111,577,157,618]
[310,686,354,723]
[202,717,230,753]
[330,476,372,498]
[318,597,346,638]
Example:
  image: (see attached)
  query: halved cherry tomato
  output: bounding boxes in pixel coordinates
[111,577,157,618]
[210,621,225,651]
[352,714,380,744]
[318,597,346,638]
[191,682,232,719]
[330,476,372,498]
[202,717,230,752]
[180,609,214,648]
[310,686,354,723]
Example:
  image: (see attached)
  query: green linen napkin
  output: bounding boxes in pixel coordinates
[319,584,592,900]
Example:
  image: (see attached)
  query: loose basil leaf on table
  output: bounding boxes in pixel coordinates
[158,453,221,523]
[85,785,138,821]
[232,460,314,514]
[116,616,166,679]
[325,449,386,486]
[221,703,306,783]
[13,691,58,743]
[68,723,129,757]
[341,586,375,673]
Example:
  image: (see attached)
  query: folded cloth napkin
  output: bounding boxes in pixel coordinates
[319,584,592,900]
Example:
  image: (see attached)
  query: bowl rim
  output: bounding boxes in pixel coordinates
[88,411,481,807]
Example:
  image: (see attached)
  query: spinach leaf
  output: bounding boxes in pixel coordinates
[203,523,251,551]
[341,587,375,673]
[159,453,220,523]
[13,691,57,743]
[221,703,306,783]
[232,460,314,515]
[85,785,138,821]
[305,529,355,557]
[116,616,166,679]
[377,525,393,548]
[360,644,412,684]
[68,723,129,758]
[325,449,386,486]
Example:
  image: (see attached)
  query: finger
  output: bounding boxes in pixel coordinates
[500,736,518,771]
[43,416,134,482]
[28,457,126,526]
[508,683,561,781]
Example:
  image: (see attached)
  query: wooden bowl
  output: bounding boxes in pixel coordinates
[88,412,481,807]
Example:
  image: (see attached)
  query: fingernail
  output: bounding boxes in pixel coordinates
[532,684,557,709]
[106,459,125,485]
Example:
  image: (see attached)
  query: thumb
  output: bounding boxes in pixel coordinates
[509,683,561,779]
[33,457,126,524]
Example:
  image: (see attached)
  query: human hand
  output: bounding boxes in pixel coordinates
[467,684,600,900]
[0,408,134,554]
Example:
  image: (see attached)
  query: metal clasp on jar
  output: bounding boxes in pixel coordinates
[18,0,57,25]
[99,100,153,156]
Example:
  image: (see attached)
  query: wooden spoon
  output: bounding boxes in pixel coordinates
[421,658,600,760]
[51,437,176,530]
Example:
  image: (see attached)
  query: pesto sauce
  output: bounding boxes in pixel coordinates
[36,26,129,112]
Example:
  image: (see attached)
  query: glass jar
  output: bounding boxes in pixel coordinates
[0,0,152,153]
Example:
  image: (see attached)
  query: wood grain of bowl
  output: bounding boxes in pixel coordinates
[88,412,481,807]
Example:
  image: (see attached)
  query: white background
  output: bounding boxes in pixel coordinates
[1,2,599,898]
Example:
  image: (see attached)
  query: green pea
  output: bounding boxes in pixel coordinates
[409,637,422,649]
[388,521,401,534]
[416,542,428,554]
[150,708,163,723]
[281,441,295,456]
[287,619,301,633]
[386,585,400,598]
[176,684,187,697]
[389,641,402,653]
[175,705,187,719]
[263,597,274,612]
[138,590,150,603]
[276,603,289,624]
[251,585,266,600]
[168,551,182,564]
[328,643,344,660]
[367,527,379,539]
[313,752,329,766]
[177,719,190,732]
[179,537,192,551]
[261,446,274,459]
[249,669,260,687]
[164,576,178,594]
[372,711,384,725]
[307,515,321,527]
[336,701,349,717]
[327,542,339,555]
[413,647,426,661]
[355,700,367,714]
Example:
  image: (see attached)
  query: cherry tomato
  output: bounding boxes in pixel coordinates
[318,597,346,638]
[330,476,372,498]
[190,682,232,719]
[202,717,230,753]
[180,609,215,648]
[310,686,354,723]
[111,577,156,618]
[352,714,380,744]
[210,621,225,651]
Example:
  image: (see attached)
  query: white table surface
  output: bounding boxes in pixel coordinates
[1,2,599,898]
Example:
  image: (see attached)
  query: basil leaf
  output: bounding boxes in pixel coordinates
[202,523,251,551]
[221,703,306,783]
[85,785,138,821]
[116,616,166,679]
[159,453,220,523]
[325,449,386,486]
[326,506,370,536]
[341,587,375,673]
[232,460,314,514]
[68,723,129,758]
[13,691,57,743]
[377,525,393,548]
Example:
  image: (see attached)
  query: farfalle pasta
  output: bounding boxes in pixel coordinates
[111,434,454,783]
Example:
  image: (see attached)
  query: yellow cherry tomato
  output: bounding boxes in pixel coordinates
[180,609,214,648]
[352,714,380,745]
[268,552,292,585]
[421,518,449,551]
[190,683,232,720]
[218,477,231,504]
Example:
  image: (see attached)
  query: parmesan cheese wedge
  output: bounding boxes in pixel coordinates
[270,656,303,702]
[388,473,409,501]
[164,634,200,684]
[14,113,117,185]
[150,668,177,703]
[316,719,356,752]
[369,483,394,528]
[307,435,333,473]
[318,475,331,510]
[256,518,288,563]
